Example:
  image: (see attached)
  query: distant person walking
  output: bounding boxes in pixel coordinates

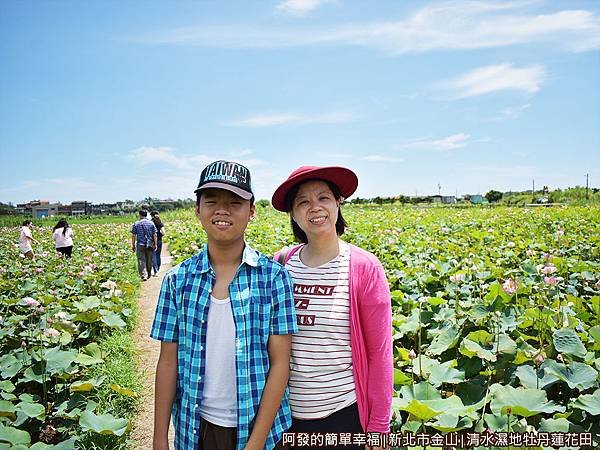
[19,220,38,260]
[131,209,157,281]
[52,218,74,258]
[150,211,165,276]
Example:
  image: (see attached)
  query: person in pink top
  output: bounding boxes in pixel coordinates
[272,166,392,450]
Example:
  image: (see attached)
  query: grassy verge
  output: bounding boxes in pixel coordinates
[77,253,142,449]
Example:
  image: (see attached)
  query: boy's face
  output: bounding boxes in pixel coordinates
[195,188,255,245]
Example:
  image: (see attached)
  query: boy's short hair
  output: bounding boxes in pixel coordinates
[139,209,148,218]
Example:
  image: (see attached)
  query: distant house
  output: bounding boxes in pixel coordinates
[442,196,457,204]
[430,195,443,204]
[470,195,484,204]
[32,203,60,218]
[71,201,90,216]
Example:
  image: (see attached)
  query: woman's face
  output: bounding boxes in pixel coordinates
[291,180,339,240]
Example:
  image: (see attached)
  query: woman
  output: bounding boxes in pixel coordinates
[19,220,38,260]
[150,211,165,276]
[272,166,392,450]
[52,218,74,258]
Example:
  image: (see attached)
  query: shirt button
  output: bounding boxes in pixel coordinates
[195,404,199,409]
[198,376,202,380]
[193,430,196,434]
[201,319,205,324]
[200,346,204,350]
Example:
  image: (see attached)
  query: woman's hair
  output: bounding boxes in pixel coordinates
[284,179,347,244]
[53,219,69,235]
[152,216,164,230]
[22,220,32,227]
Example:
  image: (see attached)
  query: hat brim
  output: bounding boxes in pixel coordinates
[195,182,253,200]
[271,166,358,212]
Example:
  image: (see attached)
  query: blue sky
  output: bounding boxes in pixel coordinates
[1,0,599,204]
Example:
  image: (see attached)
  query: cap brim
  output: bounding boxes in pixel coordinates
[195,182,253,200]
[271,166,358,212]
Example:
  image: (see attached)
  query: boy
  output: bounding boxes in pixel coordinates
[151,160,297,450]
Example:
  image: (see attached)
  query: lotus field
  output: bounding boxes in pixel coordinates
[0,224,139,449]
[1,205,599,449]
[167,205,600,449]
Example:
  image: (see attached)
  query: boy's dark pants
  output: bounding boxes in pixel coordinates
[199,419,289,450]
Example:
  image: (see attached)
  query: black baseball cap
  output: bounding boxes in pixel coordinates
[194,160,253,200]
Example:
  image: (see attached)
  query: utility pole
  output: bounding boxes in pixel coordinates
[438,183,441,196]
[586,173,589,200]
[532,179,535,201]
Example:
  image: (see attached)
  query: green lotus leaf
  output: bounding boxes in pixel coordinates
[403,399,441,422]
[427,325,460,356]
[428,362,465,387]
[70,376,106,393]
[553,328,587,358]
[489,384,565,417]
[29,437,78,449]
[410,355,441,377]
[109,383,136,397]
[397,381,441,402]
[483,413,520,432]
[459,330,516,361]
[0,381,15,393]
[0,355,23,379]
[538,418,572,432]
[0,423,30,445]
[99,311,126,328]
[0,400,16,420]
[42,347,77,375]
[73,310,101,324]
[430,413,472,432]
[73,296,101,312]
[16,401,45,419]
[514,364,559,389]
[543,360,598,390]
[393,368,411,386]
[571,389,600,415]
[78,411,129,436]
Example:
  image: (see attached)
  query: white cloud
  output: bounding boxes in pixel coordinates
[134,2,600,54]
[439,64,544,98]
[361,155,403,163]
[225,110,357,128]
[401,133,472,151]
[127,146,265,170]
[275,0,334,17]
[497,103,532,119]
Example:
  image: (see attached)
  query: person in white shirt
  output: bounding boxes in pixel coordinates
[52,219,74,258]
[19,220,38,260]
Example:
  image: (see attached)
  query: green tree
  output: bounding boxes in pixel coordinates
[485,190,503,203]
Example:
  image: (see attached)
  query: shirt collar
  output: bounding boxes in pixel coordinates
[197,241,259,274]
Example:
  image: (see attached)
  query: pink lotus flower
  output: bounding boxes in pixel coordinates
[408,349,417,360]
[502,278,518,295]
[544,252,551,260]
[23,297,40,307]
[36,268,43,274]
[541,264,557,275]
[449,273,465,283]
[544,276,558,285]
[595,280,600,290]
[44,328,60,338]
[534,353,545,366]
[555,229,564,237]
[21,341,27,349]
[0,267,6,274]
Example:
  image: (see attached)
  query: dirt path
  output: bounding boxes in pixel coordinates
[131,245,175,449]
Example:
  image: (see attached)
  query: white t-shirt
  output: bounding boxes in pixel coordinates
[198,295,237,427]
[19,226,33,252]
[52,227,73,248]
[286,241,356,419]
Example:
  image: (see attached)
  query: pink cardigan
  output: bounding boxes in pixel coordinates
[276,243,393,433]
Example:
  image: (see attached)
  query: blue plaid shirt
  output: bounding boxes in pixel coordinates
[151,243,297,450]
[131,217,157,247]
